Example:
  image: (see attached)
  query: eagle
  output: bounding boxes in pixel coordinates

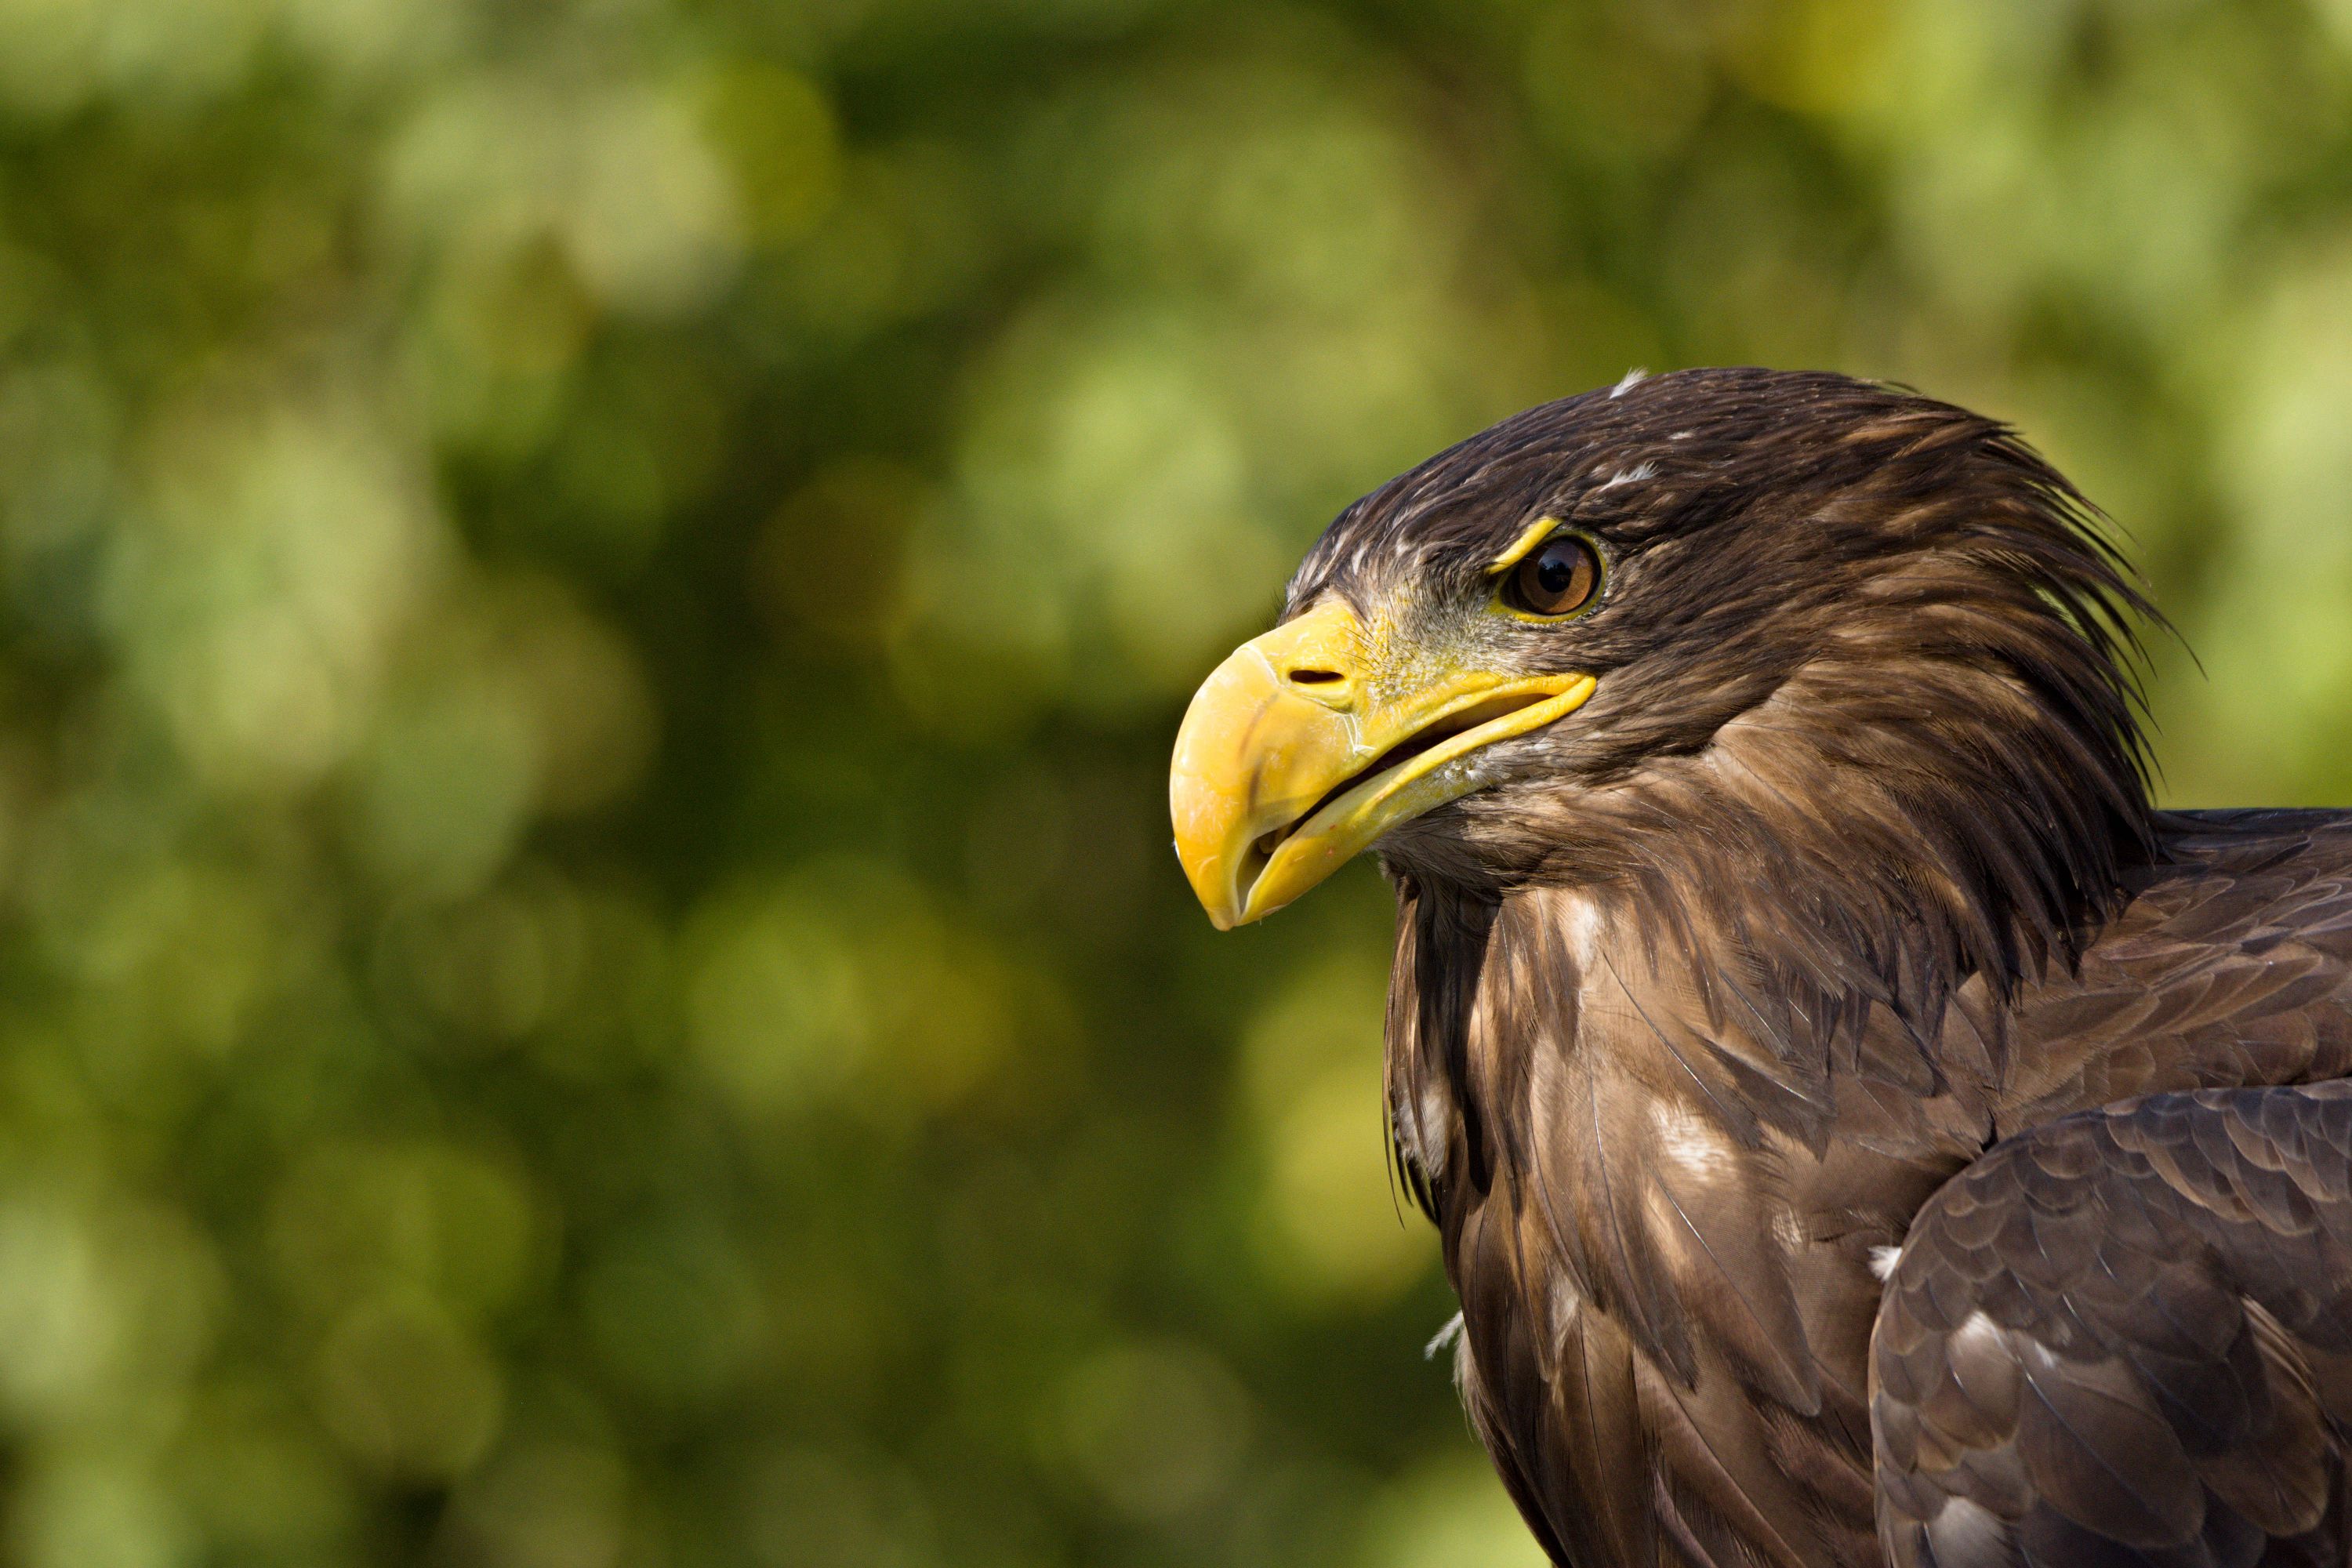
[1167,368,2352,1568]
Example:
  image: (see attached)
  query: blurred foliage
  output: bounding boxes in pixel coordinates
[0,0,2347,1565]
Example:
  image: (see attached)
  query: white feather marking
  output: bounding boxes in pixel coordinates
[1547,1279,1582,1342]
[1596,460,1655,492]
[1926,1497,2010,1563]
[1559,893,1604,966]
[1869,1243,1904,1281]
[1397,1075,1450,1181]
[1651,1100,1731,1175]
[1951,1308,2005,1357]
[1425,1312,1465,1359]
[1610,367,1648,397]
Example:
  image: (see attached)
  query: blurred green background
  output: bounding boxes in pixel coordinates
[0,1,2347,1564]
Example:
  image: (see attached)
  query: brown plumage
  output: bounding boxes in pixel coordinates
[1174,368,2352,1568]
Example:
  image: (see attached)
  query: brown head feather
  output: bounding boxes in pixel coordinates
[1296,368,2158,1069]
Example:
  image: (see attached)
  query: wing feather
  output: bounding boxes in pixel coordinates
[1873,1087,2352,1568]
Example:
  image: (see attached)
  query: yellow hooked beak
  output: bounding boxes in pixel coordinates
[1170,600,1596,928]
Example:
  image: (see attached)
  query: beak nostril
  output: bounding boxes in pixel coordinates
[1287,668,1345,687]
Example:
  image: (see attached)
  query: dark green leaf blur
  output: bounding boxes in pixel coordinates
[0,1,2342,1564]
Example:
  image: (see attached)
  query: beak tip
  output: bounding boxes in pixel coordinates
[1168,601,1374,933]
[1170,841,1240,931]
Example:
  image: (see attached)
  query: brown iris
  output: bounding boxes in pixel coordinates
[1504,535,1599,617]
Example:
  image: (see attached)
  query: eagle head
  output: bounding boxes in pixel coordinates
[1171,368,2155,994]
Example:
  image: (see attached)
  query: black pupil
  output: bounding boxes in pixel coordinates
[1534,545,1581,596]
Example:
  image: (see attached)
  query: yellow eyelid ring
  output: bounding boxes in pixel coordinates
[1490,523,1606,622]
[1487,516,1572,575]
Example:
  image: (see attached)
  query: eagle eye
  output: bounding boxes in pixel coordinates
[1504,535,1599,618]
